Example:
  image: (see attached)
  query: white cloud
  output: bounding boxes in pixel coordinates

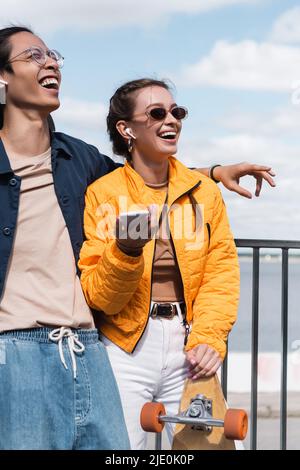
[0,0,259,33]
[180,132,297,168]
[52,96,123,162]
[270,6,300,44]
[218,105,300,137]
[178,133,300,240]
[53,96,107,131]
[177,40,300,92]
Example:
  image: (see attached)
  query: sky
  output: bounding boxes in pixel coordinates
[1,0,300,241]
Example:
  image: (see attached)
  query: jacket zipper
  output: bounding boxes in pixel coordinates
[167,180,202,345]
[206,222,211,245]
[131,180,202,352]
[167,231,190,345]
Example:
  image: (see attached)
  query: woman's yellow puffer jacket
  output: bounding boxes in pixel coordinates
[79,157,240,359]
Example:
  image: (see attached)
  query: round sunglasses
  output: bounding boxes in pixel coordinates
[144,106,188,121]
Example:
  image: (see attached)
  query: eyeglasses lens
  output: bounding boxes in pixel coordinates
[31,48,45,65]
[49,50,64,68]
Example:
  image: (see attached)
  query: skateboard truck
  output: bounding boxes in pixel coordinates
[184,394,215,433]
[141,394,248,441]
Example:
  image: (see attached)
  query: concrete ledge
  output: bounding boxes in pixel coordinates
[228,392,300,418]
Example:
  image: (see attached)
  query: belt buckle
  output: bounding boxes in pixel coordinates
[154,303,177,319]
[151,303,159,318]
[163,303,177,319]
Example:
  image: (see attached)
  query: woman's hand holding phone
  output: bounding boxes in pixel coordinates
[115,206,157,257]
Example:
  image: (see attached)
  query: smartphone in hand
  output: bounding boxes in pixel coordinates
[117,210,150,241]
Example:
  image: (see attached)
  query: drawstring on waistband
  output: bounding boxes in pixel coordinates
[49,327,85,379]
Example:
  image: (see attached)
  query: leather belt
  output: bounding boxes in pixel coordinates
[150,302,186,319]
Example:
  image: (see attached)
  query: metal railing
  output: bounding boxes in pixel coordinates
[221,239,300,450]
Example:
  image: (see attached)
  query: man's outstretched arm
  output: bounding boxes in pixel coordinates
[195,162,276,198]
[93,149,276,198]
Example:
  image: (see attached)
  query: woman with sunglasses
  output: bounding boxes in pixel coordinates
[79,78,240,449]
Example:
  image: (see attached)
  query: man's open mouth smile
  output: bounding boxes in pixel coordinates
[39,76,59,91]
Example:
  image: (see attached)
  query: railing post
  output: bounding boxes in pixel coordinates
[280,248,289,450]
[234,239,300,450]
[221,350,228,401]
[155,432,162,450]
[250,247,260,450]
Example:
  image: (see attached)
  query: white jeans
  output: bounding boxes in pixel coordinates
[101,305,188,450]
[101,306,244,450]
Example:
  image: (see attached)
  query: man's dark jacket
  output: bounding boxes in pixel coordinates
[0,132,120,301]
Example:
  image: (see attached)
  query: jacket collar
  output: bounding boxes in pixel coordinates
[123,156,202,205]
[167,156,202,205]
[0,131,72,176]
[50,132,73,159]
[0,138,13,175]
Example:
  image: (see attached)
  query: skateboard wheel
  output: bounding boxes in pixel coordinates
[140,402,166,433]
[224,409,248,440]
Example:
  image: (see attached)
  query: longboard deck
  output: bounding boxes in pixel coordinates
[172,375,236,450]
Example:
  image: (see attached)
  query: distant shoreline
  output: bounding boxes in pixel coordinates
[238,253,300,263]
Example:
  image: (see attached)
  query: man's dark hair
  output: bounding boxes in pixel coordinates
[0,26,34,129]
[107,78,172,160]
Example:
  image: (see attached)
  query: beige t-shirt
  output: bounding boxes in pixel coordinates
[146,181,184,303]
[0,148,94,331]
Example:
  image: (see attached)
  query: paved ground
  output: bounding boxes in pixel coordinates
[244,418,300,450]
[146,393,300,450]
[146,418,300,450]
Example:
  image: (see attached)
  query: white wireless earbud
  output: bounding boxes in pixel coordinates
[0,79,8,105]
[125,128,136,140]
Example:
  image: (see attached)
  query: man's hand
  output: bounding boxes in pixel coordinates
[213,162,276,198]
[186,344,222,380]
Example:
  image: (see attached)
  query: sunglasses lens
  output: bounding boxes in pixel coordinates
[148,106,188,120]
[149,108,167,120]
[172,107,188,120]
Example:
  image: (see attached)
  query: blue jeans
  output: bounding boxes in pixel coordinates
[0,328,130,450]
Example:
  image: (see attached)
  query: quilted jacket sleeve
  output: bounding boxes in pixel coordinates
[186,187,240,359]
[78,187,144,315]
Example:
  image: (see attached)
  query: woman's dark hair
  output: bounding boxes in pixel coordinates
[0,26,34,129]
[107,78,172,159]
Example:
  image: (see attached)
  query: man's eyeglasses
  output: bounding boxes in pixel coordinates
[145,106,188,121]
[7,47,64,69]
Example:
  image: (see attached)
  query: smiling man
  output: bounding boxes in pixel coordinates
[0,26,130,450]
[0,25,275,450]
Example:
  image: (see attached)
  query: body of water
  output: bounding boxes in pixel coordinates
[229,258,300,353]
